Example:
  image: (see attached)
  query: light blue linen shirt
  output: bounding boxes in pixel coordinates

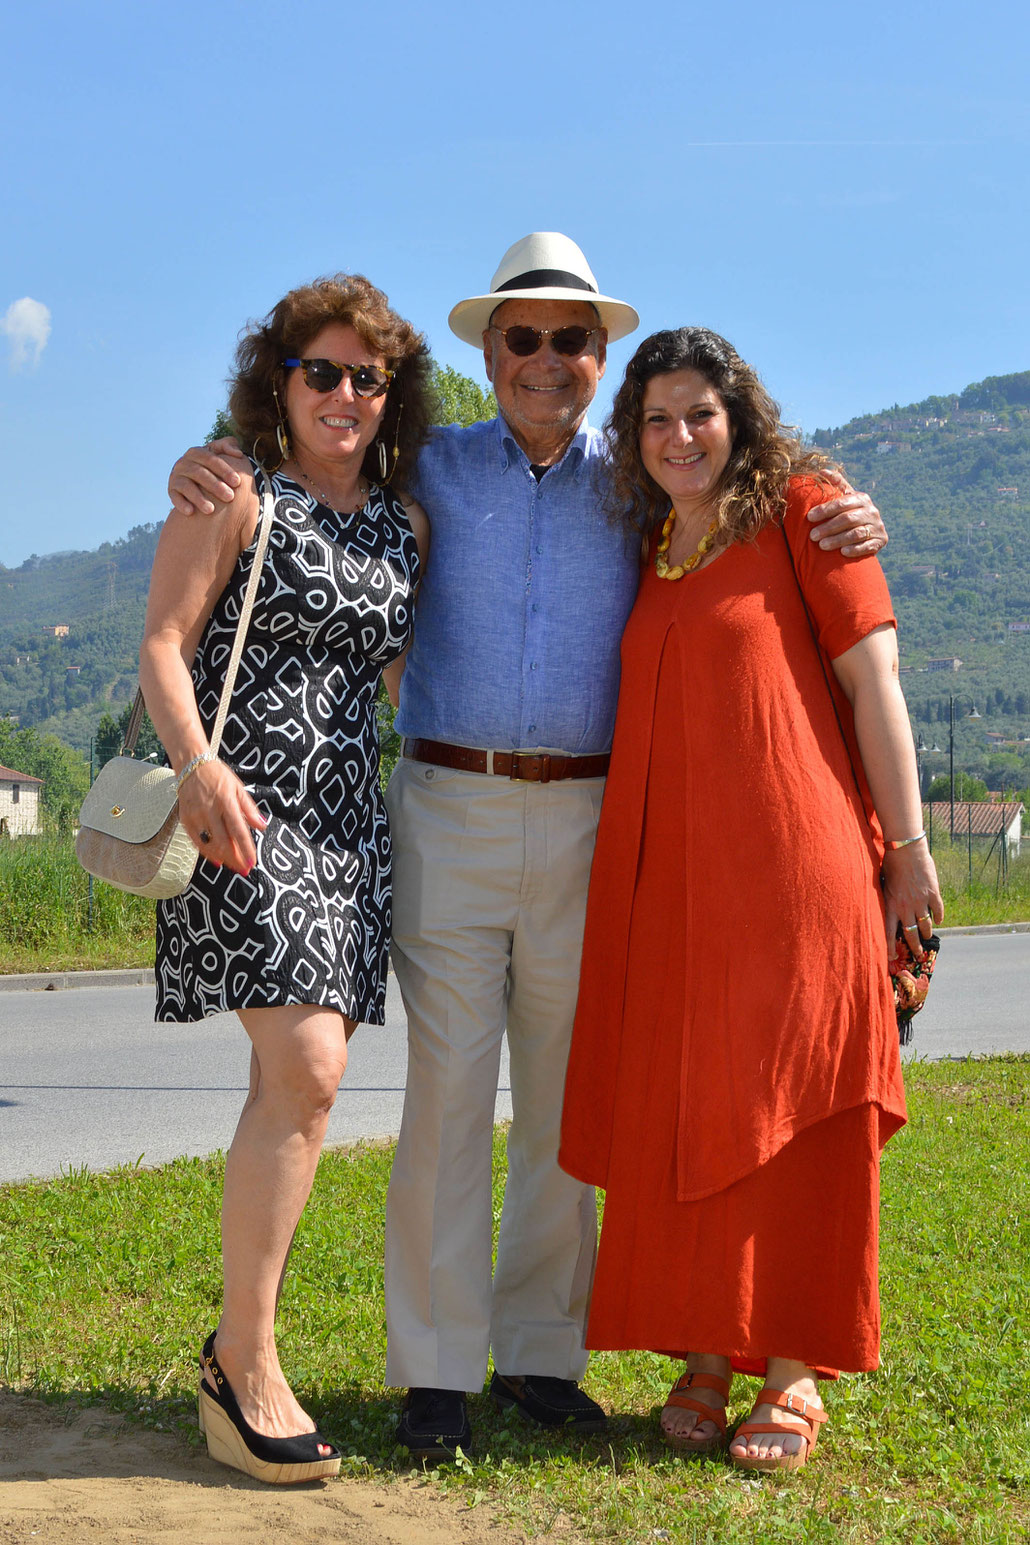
[398,415,640,755]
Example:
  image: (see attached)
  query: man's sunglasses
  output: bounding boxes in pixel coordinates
[490,325,600,358]
[283,358,393,398]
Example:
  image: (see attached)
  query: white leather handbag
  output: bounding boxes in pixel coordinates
[76,473,274,899]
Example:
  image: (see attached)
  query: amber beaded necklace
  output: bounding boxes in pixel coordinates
[654,508,720,580]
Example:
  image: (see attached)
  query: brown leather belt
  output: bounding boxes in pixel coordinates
[402,737,610,784]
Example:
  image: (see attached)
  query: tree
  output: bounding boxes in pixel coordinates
[94,702,162,770]
[926,771,989,801]
[207,409,237,443]
[431,364,496,428]
[0,718,89,830]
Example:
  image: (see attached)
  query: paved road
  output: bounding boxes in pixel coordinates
[901,929,1030,1060]
[0,972,512,1185]
[0,931,1026,1185]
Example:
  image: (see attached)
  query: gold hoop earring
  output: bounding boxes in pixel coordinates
[272,384,291,465]
[386,400,404,483]
[252,432,286,473]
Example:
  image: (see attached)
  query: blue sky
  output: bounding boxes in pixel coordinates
[2,0,1027,566]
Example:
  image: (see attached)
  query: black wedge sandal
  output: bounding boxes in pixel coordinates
[198,1332,341,1484]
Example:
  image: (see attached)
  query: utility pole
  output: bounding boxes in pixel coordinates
[949,696,955,839]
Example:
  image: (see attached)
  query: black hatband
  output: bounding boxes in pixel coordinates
[494,268,597,295]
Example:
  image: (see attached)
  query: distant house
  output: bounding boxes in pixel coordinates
[997,487,1019,497]
[876,441,893,454]
[0,764,44,837]
[1009,622,1030,633]
[925,657,963,672]
[41,625,69,638]
[925,800,1024,858]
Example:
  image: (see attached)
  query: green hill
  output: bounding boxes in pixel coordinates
[0,524,160,754]
[812,369,1030,787]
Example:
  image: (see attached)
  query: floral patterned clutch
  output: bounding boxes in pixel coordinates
[888,929,941,1046]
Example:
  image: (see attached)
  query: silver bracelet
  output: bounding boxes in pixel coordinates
[885,830,927,851]
[175,751,217,793]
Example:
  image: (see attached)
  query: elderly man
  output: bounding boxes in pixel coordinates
[167,233,886,1459]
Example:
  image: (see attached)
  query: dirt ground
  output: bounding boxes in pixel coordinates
[0,1390,553,1545]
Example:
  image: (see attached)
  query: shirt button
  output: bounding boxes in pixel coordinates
[424,768,435,781]
[535,545,543,555]
[530,662,539,671]
[528,724,537,734]
[531,603,539,613]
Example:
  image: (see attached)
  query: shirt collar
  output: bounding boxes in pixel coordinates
[495,412,591,476]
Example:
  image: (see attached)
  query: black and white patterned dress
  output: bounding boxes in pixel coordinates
[155,466,419,1025]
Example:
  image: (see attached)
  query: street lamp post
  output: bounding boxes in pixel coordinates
[87,736,94,933]
[949,695,981,840]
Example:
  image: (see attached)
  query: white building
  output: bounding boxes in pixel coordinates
[0,764,44,837]
[925,800,1025,858]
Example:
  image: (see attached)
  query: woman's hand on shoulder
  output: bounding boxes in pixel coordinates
[168,437,251,517]
[177,758,268,875]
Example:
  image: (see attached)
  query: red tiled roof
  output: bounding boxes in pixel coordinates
[0,764,44,784]
[925,801,1024,836]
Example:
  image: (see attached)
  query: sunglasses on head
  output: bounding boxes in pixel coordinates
[490,325,600,358]
[283,358,393,397]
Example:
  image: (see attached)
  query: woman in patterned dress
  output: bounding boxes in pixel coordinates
[139,275,432,1483]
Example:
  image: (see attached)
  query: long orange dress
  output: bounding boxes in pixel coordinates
[559,477,907,1377]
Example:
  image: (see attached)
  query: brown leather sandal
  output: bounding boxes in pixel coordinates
[660,1370,730,1455]
[730,1385,828,1472]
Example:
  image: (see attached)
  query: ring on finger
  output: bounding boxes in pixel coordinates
[917,912,933,923]
[903,922,918,931]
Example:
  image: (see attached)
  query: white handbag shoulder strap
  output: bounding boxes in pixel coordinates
[123,467,276,757]
[206,468,275,755]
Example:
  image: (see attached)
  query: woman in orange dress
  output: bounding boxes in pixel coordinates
[559,327,942,1472]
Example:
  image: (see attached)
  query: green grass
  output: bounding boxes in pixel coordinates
[0,832,155,972]
[0,833,1027,978]
[929,842,1030,927]
[1,1057,1027,1542]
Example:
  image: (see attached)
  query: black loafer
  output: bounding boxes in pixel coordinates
[396,1386,471,1460]
[490,1373,607,1433]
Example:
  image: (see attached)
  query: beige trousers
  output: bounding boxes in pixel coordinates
[383,757,603,1392]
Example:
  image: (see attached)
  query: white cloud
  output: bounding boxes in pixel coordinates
[1,297,52,368]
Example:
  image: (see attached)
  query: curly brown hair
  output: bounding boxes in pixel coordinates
[605,326,834,543]
[228,273,434,489]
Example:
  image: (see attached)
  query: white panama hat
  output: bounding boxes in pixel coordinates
[448,231,639,346]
